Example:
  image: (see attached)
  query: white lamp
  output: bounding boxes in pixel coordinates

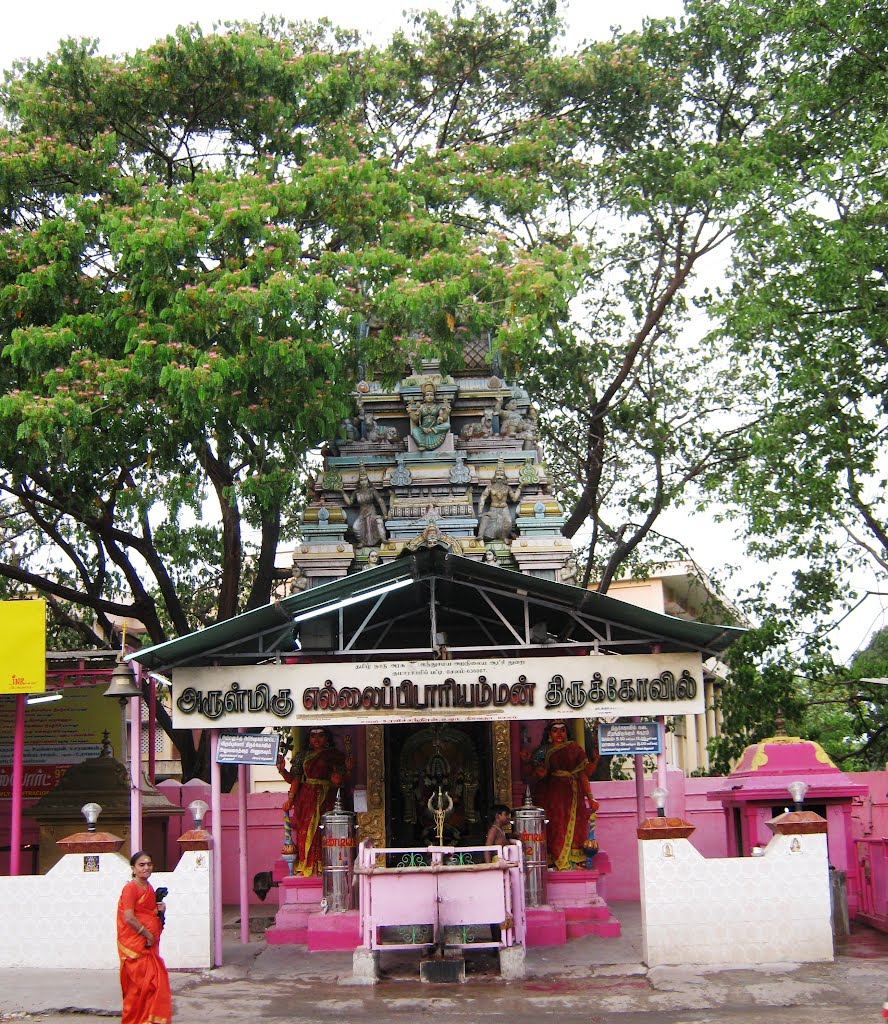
[651,786,668,818]
[26,692,63,705]
[81,802,102,833]
[788,780,809,811]
[188,799,209,830]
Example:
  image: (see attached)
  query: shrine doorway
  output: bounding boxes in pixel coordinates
[385,722,494,849]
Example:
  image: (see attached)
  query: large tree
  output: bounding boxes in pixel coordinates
[504,6,771,592]
[686,0,888,766]
[0,5,585,777]
[707,0,888,616]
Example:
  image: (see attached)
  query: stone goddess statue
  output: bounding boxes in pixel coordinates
[407,382,451,451]
[341,465,388,548]
[477,463,521,542]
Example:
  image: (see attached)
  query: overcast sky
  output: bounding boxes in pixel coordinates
[1,1,685,70]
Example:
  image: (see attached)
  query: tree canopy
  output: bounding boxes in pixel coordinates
[0,5,582,643]
[2,0,887,778]
[0,3,590,777]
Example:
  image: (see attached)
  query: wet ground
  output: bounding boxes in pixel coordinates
[1,904,886,1023]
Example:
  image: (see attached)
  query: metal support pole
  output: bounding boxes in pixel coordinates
[237,738,250,945]
[656,715,668,813]
[632,715,647,822]
[119,699,127,768]
[148,675,157,785]
[9,694,26,875]
[129,693,142,853]
[210,732,223,966]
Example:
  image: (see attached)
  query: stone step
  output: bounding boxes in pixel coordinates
[566,915,622,940]
[308,909,362,951]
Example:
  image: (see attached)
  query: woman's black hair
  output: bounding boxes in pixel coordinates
[130,850,150,867]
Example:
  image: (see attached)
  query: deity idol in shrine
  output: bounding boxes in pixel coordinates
[524,721,599,870]
[277,728,352,876]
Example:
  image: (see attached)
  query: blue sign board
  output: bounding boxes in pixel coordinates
[599,721,662,756]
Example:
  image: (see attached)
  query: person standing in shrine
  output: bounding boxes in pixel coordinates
[526,721,599,871]
[277,728,352,876]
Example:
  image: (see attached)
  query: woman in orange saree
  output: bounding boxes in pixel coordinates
[117,851,172,1024]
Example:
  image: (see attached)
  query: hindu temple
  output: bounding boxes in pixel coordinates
[130,340,743,959]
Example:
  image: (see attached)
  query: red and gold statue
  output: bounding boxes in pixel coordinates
[277,728,352,877]
[524,721,599,871]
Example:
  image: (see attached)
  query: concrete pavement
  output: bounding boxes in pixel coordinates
[1,903,885,1022]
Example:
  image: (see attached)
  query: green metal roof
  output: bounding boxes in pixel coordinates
[128,556,418,671]
[128,548,745,672]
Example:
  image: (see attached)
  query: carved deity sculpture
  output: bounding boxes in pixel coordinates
[405,521,465,555]
[341,464,388,548]
[477,463,521,542]
[459,408,494,441]
[559,557,579,586]
[359,400,401,444]
[496,397,537,442]
[289,561,309,594]
[407,382,451,451]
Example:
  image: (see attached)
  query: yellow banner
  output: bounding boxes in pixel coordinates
[0,600,46,694]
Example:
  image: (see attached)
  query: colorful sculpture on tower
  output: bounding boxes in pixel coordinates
[407,381,451,450]
[341,464,388,548]
[477,461,521,542]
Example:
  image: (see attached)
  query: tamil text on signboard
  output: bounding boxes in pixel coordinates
[215,732,281,765]
[599,720,662,756]
[172,653,704,729]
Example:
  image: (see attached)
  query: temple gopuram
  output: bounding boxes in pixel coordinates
[131,340,744,956]
[287,355,570,587]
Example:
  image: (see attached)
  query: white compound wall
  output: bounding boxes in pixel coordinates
[0,849,212,970]
[639,831,833,966]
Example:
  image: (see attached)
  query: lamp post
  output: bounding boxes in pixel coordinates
[788,780,809,812]
[81,802,102,833]
[651,786,668,818]
[188,799,209,830]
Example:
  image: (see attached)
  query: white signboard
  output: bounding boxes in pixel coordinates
[215,732,280,765]
[172,653,704,729]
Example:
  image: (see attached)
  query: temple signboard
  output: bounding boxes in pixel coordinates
[172,653,703,729]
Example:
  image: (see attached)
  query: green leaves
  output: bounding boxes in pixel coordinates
[0,3,586,661]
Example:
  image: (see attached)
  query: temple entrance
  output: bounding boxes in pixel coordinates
[385,722,493,848]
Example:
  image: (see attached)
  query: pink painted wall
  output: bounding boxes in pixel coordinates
[7,768,888,914]
[848,771,888,840]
